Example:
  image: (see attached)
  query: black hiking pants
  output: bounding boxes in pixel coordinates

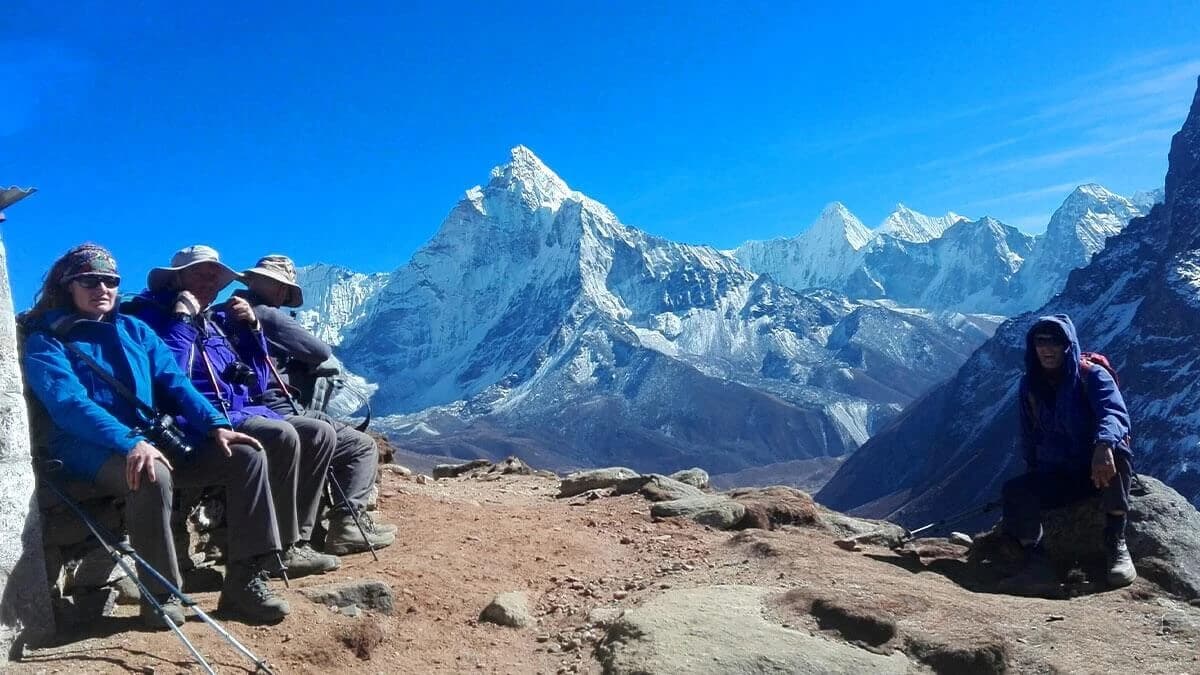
[1000,455,1132,544]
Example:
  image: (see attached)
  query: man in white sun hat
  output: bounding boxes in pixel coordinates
[124,245,343,577]
[236,254,396,554]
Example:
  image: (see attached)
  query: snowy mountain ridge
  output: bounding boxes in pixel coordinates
[297,146,996,475]
[294,263,389,346]
[733,185,1157,315]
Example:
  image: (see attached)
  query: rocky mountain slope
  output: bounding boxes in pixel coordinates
[294,263,389,346]
[313,148,992,475]
[818,77,1200,521]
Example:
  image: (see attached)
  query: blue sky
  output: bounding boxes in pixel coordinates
[3,1,1199,307]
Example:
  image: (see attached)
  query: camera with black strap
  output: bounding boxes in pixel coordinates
[48,315,195,460]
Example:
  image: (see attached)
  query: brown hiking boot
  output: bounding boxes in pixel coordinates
[219,557,290,623]
[324,509,395,555]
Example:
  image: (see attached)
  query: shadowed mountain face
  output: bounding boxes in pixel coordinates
[818,78,1200,521]
[315,148,992,475]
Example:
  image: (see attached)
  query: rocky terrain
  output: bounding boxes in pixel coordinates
[12,461,1200,674]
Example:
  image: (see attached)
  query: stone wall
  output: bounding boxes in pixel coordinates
[0,234,53,659]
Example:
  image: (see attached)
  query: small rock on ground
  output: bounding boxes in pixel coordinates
[480,591,532,628]
[297,580,395,615]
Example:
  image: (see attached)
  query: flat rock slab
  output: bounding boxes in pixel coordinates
[598,585,910,674]
[558,468,641,498]
[817,506,907,548]
[614,475,704,502]
[297,579,395,615]
[650,496,745,530]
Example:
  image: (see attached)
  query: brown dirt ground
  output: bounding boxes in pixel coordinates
[10,471,1200,674]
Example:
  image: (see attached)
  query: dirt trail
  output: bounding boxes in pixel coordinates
[11,471,1200,674]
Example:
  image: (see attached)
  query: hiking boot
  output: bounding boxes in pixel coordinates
[324,509,396,555]
[218,557,290,624]
[140,594,185,630]
[1106,537,1137,587]
[280,542,340,578]
[360,510,398,535]
[997,547,1059,597]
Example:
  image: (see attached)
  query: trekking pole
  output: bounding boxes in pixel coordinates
[38,462,278,675]
[327,468,380,562]
[834,499,1002,551]
[37,470,215,674]
[253,334,380,562]
[898,500,1002,545]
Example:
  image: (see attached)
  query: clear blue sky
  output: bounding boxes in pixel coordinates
[4,1,1199,307]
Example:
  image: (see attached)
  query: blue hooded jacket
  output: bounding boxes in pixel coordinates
[21,310,229,481]
[1018,314,1132,473]
[123,290,282,427]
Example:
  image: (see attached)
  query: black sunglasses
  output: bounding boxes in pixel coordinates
[74,275,121,290]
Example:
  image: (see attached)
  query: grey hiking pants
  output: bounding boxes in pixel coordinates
[90,442,280,597]
[238,415,335,544]
[263,399,378,514]
[304,409,378,515]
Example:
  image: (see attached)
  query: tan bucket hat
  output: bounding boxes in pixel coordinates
[242,254,303,307]
[147,245,241,291]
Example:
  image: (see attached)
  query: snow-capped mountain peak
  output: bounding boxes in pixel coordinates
[1046,183,1142,257]
[488,145,574,212]
[731,202,873,292]
[811,202,873,250]
[877,204,965,243]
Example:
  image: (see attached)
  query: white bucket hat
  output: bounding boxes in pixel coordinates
[147,245,241,291]
[242,254,303,308]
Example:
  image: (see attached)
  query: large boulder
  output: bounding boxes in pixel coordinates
[650,496,746,530]
[668,468,710,489]
[972,475,1200,599]
[597,585,911,674]
[557,467,640,498]
[728,486,821,530]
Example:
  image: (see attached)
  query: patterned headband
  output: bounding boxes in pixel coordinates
[59,245,120,284]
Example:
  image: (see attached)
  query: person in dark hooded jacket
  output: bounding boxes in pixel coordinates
[1000,314,1136,590]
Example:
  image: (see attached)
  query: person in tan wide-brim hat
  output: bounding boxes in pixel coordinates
[147,244,242,301]
[234,253,398,553]
[241,254,304,309]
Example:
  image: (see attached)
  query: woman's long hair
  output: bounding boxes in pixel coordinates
[26,243,112,321]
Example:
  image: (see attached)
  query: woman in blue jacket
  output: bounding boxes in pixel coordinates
[22,244,290,627]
